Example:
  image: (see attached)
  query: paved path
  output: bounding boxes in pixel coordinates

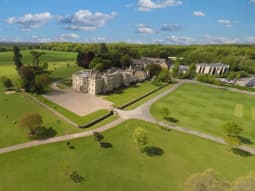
[115,81,255,154]
[0,118,124,154]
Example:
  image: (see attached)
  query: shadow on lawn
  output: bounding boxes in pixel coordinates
[100,142,113,149]
[70,171,85,184]
[30,127,57,140]
[144,146,164,157]
[238,136,253,145]
[164,117,179,123]
[231,148,252,157]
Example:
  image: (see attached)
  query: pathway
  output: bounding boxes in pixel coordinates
[1,80,255,155]
[0,118,124,154]
[115,80,255,154]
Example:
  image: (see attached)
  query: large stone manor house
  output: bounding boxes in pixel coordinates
[72,68,147,95]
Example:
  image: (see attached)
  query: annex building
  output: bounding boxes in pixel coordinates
[196,63,230,75]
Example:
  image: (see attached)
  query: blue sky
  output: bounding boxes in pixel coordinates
[0,0,254,44]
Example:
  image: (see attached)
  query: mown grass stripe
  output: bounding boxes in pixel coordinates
[252,107,255,121]
[234,104,244,118]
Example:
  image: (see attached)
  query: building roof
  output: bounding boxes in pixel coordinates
[196,63,230,67]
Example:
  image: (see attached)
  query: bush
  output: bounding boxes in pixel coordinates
[1,76,13,89]
[196,74,216,84]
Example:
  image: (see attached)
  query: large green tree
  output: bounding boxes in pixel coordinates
[132,127,147,152]
[13,46,23,70]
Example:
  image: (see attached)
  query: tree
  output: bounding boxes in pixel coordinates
[223,121,242,147]
[1,76,13,89]
[94,63,104,72]
[171,63,180,78]
[230,174,255,191]
[120,55,132,69]
[188,63,196,78]
[35,73,51,93]
[76,51,95,68]
[30,51,45,69]
[223,121,242,138]
[132,127,147,152]
[160,107,170,118]
[145,64,162,77]
[18,66,36,91]
[19,113,43,137]
[157,69,171,82]
[184,169,231,191]
[13,46,23,70]
[93,132,104,146]
[98,43,108,55]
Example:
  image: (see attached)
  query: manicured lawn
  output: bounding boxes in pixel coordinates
[35,95,109,125]
[151,83,255,146]
[0,92,81,148]
[125,83,173,110]
[0,119,254,191]
[103,81,167,108]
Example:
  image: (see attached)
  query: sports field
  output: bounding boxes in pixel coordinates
[151,83,255,145]
[0,119,254,191]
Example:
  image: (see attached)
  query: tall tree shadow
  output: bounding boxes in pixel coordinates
[231,148,252,157]
[164,117,179,123]
[100,142,113,149]
[144,146,164,157]
[238,136,253,145]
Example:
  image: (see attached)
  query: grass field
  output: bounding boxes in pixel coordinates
[0,50,80,88]
[151,83,255,146]
[0,92,82,148]
[103,81,167,108]
[0,119,254,191]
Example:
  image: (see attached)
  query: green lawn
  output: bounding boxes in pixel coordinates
[35,95,109,126]
[0,50,80,87]
[103,81,167,108]
[0,92,81,148]
[151,83,255,146]
[0,119,254,191]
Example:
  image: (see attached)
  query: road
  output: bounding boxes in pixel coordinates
[1,80,255,155]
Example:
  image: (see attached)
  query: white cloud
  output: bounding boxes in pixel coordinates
[6,12,53,31]
[247,36,255,44]
[165,35,194,44]
[203,35,240,44]
[137,0,182,11]
[160,24,183,31]
[218,19,233,27]
[58,33,80,41]
[58,10,117,31]
[136,24,154,34]
[193,11,206,17]
[250,0,255,4]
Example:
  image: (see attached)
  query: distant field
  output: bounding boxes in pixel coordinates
[0,49,76,65]
[151,83,255,146]
[0,50,81,88]
[0,119,254,191]
[103,82,167,108]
